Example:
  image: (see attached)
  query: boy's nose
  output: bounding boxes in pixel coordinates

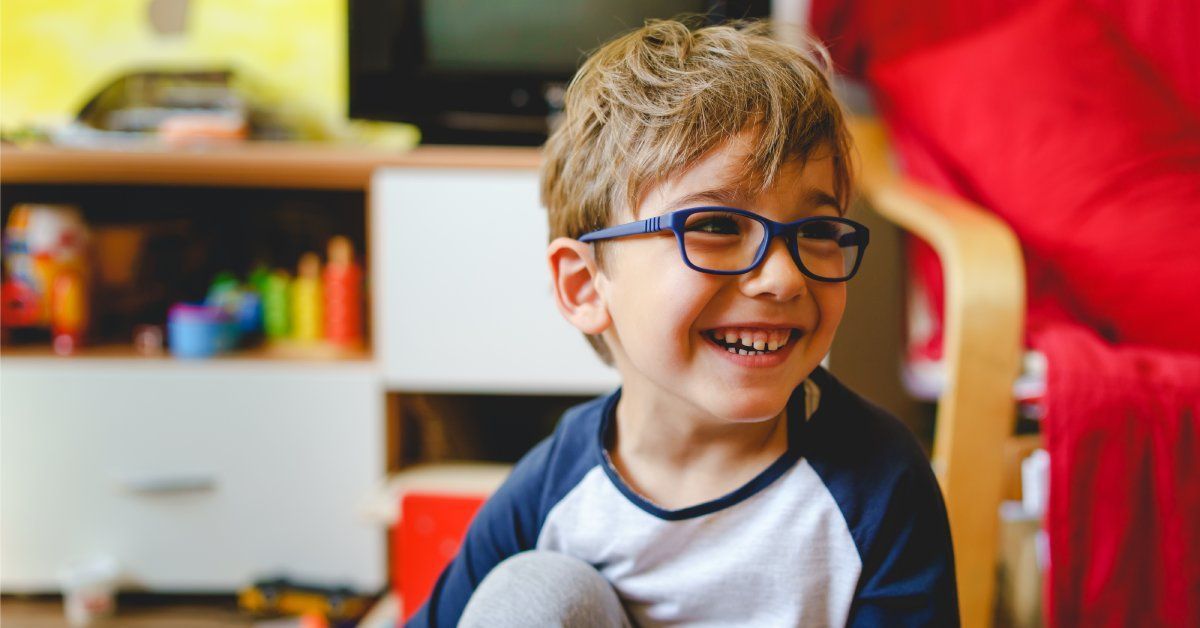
[741,237,807,301]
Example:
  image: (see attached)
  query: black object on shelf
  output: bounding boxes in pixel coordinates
[348,0,768,146]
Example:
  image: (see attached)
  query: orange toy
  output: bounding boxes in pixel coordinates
[322,236,363,347]
[51,270,88,355]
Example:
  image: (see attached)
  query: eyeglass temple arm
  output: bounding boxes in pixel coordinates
[578,216,668,243]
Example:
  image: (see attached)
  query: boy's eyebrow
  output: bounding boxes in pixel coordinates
[664,186,746,211]
[665,187,841,212]
[806,189,841,210]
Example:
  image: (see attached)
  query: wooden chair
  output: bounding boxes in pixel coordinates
[849,117,1028,628]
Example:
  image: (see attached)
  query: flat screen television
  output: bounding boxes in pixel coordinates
[349,0,769,145]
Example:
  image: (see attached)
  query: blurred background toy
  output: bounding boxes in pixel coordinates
[167,303,234,358]
[261,269,292,340]
[323,236,363,347]
[160,236,366,358]
[1,204,92,351]
[291,253,323,342]
[51,269,88,355]
[238,577,372,625]
[205,271,263,338]
[132,324,165,356]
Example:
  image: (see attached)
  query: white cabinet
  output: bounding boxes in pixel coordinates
[372,168,619,394]
[0,358,386,592]
[0,153,604,595]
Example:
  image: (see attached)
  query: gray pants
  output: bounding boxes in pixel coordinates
[459,551,632,628]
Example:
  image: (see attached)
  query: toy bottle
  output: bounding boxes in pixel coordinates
[31,253,58,324]
[323,236,363,347]
[291,253,323,342]
[261,270,291,340]
[247,265,271,295]
[51,269,87,355]
[4,204,90,331]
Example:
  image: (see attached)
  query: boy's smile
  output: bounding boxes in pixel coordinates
[593,130,847,426]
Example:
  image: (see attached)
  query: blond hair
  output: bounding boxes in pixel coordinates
[541,18,853,365]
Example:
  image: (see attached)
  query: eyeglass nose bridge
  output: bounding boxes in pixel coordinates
[736,218,803,276]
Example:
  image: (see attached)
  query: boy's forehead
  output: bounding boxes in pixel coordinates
[631,135,835,220]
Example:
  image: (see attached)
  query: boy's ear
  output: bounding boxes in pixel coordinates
[547,237,611,335]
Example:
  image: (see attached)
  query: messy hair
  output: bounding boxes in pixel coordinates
[541,18,853,365]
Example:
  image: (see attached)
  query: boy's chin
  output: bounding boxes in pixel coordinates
[706,396,791,424]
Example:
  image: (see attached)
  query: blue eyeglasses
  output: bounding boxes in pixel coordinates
[579,206,870,282]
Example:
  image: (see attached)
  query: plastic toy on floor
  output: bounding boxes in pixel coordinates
[238,577,373,626]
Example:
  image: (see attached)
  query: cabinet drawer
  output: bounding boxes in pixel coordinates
[0,360,385,592]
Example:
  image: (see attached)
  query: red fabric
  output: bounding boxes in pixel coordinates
[869,0,1200,354]
[1085,0,1200,114]
[394,492,486,621]
[810,0,1200,623]
[810,0,1200,364]
[808,0,1020,78]
[809,0,1200,113]
[1035,323,1200,626]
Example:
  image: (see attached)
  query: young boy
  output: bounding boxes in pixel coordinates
[409,19,957,627]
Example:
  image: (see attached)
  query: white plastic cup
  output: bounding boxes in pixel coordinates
[60,557,119,627]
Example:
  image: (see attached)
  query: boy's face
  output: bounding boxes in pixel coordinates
[595,131,847,423]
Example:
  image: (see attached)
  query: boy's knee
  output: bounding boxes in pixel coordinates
[459,551,628,628]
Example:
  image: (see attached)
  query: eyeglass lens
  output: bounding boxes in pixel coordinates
[680,211,860,279]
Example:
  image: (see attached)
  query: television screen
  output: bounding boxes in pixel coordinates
[349,0,769,145]
[423,0,705,74]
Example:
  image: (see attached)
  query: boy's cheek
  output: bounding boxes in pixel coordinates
[815,283,848,321]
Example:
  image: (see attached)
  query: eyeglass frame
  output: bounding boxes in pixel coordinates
[577,206,870,282]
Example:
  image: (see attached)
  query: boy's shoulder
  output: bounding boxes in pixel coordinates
[804,366,932,474]
[481,389,614,529]
[801,368,949,569]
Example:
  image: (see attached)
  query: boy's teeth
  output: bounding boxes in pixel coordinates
[711,327,793,353]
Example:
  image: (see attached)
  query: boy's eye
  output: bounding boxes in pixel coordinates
[798,220,842,241]
[684,213,742,235]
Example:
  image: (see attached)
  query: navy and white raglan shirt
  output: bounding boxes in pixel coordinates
[408,367,959,627]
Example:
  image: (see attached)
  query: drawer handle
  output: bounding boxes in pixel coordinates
[120,473,216,495]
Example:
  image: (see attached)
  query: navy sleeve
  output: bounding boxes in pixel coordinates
[845,458,959,627]
[405,437,554,628]
[802,368,959,627]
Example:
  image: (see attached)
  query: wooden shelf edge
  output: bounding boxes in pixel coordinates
[0,142,543,189]
[0,342,375,366]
